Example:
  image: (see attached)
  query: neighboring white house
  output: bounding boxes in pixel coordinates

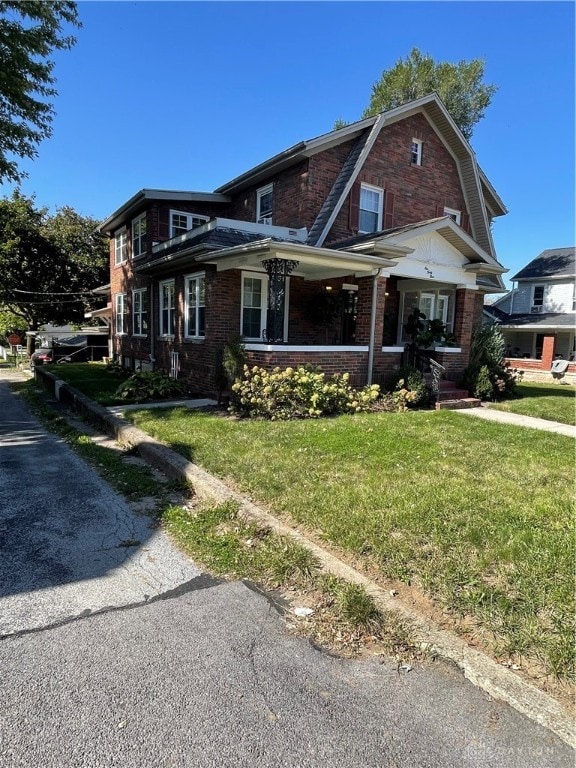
[484,247,575,381]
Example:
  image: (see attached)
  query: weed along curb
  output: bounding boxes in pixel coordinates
[33,368,576,748]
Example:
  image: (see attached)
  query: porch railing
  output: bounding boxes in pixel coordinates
[403,345,445,405]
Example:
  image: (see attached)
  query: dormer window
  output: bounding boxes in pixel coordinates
[257,184,273,225]
[359,184,383,233]
[411,138,423,166]
[170,210,209,238]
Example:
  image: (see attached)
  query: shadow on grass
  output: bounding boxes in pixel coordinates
[513,383,576,400]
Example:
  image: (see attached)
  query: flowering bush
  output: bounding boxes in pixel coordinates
[230,365,381,420]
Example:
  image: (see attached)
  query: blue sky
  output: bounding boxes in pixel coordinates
[1,1,574,287]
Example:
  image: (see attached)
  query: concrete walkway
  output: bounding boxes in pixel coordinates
[456,403,576,438]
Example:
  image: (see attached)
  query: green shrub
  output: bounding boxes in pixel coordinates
[460,325,521,401]
[385,365,429,407]
[115,371,186,402]
[105,359,131,379]
[230,364,380,420]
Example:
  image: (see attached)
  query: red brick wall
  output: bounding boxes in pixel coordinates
[325,114,466,243]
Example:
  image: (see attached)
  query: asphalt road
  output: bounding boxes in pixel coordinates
[0,373,573,767]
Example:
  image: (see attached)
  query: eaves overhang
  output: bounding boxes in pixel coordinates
[137,238,397,281]
[98,189,231,234]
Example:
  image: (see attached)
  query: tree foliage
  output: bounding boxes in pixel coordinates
[0,192,109,341]
[361,48,497,141]
[0,1,80,183]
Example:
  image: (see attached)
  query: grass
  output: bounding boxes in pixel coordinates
[123,406,575,682]
[36,362,129,406]
[488,382,576,426]
[15,380,416,659]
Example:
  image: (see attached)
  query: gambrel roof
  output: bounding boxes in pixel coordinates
[215,93,507,263]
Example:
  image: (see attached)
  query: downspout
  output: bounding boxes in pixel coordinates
[149,279,156,369]
[367,270,381,385]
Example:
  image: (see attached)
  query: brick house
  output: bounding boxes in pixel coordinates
[100,93,508,394]
[484,247,576,382]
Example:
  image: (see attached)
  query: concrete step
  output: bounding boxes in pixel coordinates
[437,389,471,401]
[435,397,482,410]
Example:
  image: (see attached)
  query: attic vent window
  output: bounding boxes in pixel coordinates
[411,138,423,166]
[257,184,273,225]
[444,207,461,225]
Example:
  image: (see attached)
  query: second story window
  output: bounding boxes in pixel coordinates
[359,184,383,233]
[132,214,147,258]
[170,210,209,238]
[114,228,127,265]
[444,207,461,225]
[411,138,423,166]
[532,285,545,307]
[257,184,273,225]
[159,280,175,337]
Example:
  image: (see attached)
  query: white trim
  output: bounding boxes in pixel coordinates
[241,271,269,341]
[132,287,148,337]
[184,272,206,340]
[411,138,423,166]
[245,344,369,353]
[131,213,147,258]
[169,209,209,238]
[443,207,461,225]
[359,182,384,233]
[435,347,462,353]
[257,183,273,225]
[114,293,127,335]
[159,279,175,337]
[381,346,404,353]
[114,227,127,265]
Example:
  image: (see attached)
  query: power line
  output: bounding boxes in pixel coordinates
[13,289,98,296]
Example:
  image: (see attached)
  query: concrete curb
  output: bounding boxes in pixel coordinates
[32,368,576,748]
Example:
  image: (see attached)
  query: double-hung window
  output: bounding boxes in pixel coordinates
[359,184,383,233]
[411,138,423,166]
[132,288,148,336]
[532,285,545,307]
[185,274,205,339]
[256,184,273,225]
[159,280,175,337]
[241,272,268,340]
[132,214,147,258]
[170,210,209,238]
[115,293,127,334]
[399,289,454,343]
[114,228,127,265]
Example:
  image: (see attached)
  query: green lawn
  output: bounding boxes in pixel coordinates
[124,406,574,681]
[488,382,576,425]
[38,362,128,405]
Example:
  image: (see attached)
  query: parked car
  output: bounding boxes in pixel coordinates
[30,348,53,366]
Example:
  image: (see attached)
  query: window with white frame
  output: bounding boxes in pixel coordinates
[131,213,147,258]
[170,210,209,238]
[241,273,268,340]
[359,184,383,233]
[159,280,175,337]
[399,289,454,343]
[132,288,148,336]
[114,228,127,265]
[532,285,545,307]
[443,207,461,225]
[115,293,127,334]
[185,273,205,339]
[411,138,423,166]
[256,184,273,225]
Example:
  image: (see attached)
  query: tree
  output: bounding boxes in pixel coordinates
[361,48,497,141]
[0,1,80,183]
[0,192,109,351]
